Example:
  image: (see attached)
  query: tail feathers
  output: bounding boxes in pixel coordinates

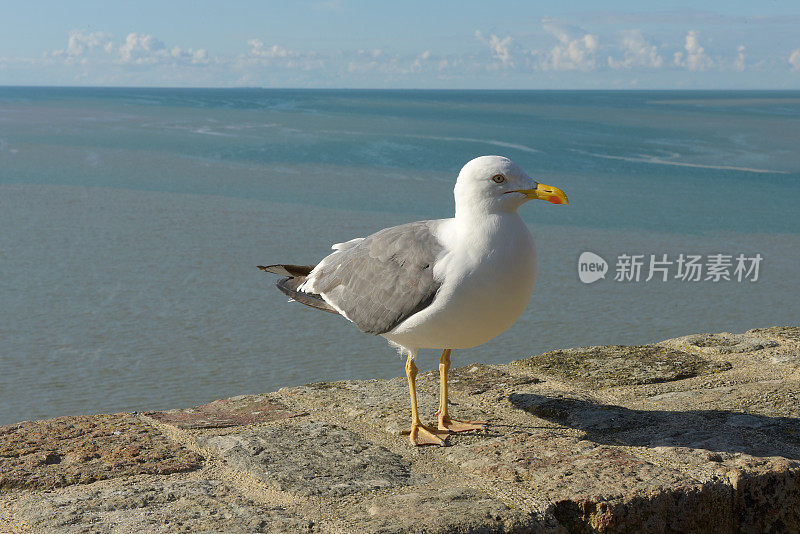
[258,263,337,315]
[258,264,314,277]
[276,276,338,315]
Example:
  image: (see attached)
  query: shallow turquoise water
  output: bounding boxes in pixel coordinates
[1,88,798,425]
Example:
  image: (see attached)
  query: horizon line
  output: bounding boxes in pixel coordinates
[2,85,799,92]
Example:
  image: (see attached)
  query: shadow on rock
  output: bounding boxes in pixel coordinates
[508,393,800,460]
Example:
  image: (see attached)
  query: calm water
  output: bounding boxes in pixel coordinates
[1,88,798,425]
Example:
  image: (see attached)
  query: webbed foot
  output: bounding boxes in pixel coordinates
[437,414,487,433]
[402,423,450,446]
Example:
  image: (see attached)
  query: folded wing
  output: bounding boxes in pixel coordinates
[301,221,443,335]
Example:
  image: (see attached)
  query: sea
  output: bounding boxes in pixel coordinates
[1,87,798,425]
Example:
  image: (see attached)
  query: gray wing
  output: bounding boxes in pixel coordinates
[304,221,443,335]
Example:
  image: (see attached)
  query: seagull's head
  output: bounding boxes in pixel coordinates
[454,155,568,216]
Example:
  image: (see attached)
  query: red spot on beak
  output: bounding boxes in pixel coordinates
[547,195,562,204]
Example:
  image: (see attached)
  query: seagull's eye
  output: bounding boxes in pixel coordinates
[491,174,506,184]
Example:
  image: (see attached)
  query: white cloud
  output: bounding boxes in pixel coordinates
[248,39,295,59]
[51,30,114,64]
[114,33,209,66]
[790,49,800,70]
[673,30,713,71]
[49,30,211,70]
[19,24,800,88]
[734,45,746,71]
[66,30,113,56]
[343,48,441,76]
[409,50,431,72]
[171,46,209,65]
[608,30,663,69]
[117,33,166,65]
[244,39,326,72]
[539,20,598,71]
[475,30,514,67]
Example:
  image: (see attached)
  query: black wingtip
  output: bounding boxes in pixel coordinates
[258,264,315,277]
[258,264,290,276]
[276,276,338,315]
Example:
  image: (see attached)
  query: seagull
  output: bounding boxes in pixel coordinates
[259,155,568,446]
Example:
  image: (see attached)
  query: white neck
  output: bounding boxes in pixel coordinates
[454,197,521,221]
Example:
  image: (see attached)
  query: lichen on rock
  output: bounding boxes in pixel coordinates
[511,344,731,388]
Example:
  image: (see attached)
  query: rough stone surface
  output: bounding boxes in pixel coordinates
[424,363,540,395]
[747,327,800,364]
[197,421,412,498]
[5,475,315,533]
[663,332,779,355]
[146,394,304,429]
[2,326,799,533]
[351,488,546,533]
[511,344,732,388]
[730,465,800,533]
[551,483,734,534]
[447,429,693,497]
[507,392,800,457]
[277,377,465,440]
[748,326,800,343]
[0,414,202,492]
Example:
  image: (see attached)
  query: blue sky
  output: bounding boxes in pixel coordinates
[2,1,800,88]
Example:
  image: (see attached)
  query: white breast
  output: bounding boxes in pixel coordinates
[383,213,537,350]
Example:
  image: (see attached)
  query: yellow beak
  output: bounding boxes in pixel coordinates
[513,183,569,205]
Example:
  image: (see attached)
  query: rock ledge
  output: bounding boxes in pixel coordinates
[1,327,799,533]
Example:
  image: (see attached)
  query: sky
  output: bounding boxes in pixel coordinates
[2,1,800,89]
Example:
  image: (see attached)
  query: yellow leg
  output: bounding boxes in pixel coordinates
[404,354,449,446]
[437,349,487,433]
[438,349,451,421]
